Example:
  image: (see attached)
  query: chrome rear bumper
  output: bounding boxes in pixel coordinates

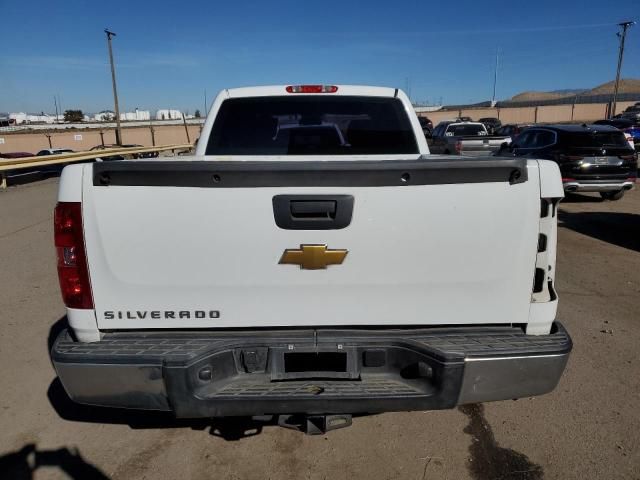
[564,181,634,192]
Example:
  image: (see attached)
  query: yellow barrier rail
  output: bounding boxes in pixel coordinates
[0,144,193,188]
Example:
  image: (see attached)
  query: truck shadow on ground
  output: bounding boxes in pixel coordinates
[561,192,604,203]
[0,443,109,480]
[558,210,640,252]
[459,404,543,480]
[4,170,61,187]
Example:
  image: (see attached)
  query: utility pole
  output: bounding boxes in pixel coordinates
[182,113,191,143]
[149,119,156,146]
[491,49,499,106]
[53,96,59,124]
[105,28,123,145]
[611,21,635,118]
[58,95,63,122]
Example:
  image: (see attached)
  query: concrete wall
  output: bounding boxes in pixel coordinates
[536,105,574,123]
[572,104,608,122]
[418,110,458,124]
[614,101,637,116]
[417,101,638,127]
[459,108,496,120]
[0,124,201,154]
[498,107,536,124]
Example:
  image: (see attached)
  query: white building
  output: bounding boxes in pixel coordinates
[9,112,61,124]
[94,110,115,122]
[155,109,182,120]
[414,106,443,113]
[94,109,151,122]
[120,109,150,121]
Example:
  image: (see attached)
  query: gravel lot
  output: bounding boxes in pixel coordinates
[0,179,638,479]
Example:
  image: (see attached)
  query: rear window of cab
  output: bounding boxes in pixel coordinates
[205,96,418,155]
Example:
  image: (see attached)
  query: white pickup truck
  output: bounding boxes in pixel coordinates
[429,121,512,156]
[51,85,571,434]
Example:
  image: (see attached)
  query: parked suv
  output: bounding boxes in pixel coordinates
[417,116,433,137]
[494,124,534,153]
[594,119,640,147]
[510,124,637,200]
[36,148,75,156]
[478,117,501,134]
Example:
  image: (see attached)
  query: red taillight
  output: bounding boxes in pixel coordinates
[286,85,338,93]
[54,202,93,309]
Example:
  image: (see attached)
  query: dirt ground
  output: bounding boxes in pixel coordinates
[0,179,638,480]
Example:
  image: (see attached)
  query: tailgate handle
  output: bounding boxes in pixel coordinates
[273,195,354,230]
[290,200,336,219]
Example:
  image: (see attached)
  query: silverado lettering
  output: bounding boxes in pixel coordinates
[103,310,220,320]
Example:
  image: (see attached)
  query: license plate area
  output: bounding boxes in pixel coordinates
[285,352,347,373]
[586,157,622,166]
[271,347,359,380]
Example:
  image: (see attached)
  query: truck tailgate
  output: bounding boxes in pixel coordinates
[459,136,509,155]
[82,158,540,330]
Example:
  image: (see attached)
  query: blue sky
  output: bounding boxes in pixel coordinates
[1,0,638,113]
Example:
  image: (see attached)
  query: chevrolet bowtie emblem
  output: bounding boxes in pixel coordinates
[279,244,348,270]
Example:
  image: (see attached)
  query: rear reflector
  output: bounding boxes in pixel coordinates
[54,202,93,309]
[286,85,338,93]
[561,178,576,182]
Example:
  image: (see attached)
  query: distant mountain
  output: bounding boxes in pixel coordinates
[587,79,640,95]
[549,88,587,96]
[510,91,570,102]
[510,78,640,101]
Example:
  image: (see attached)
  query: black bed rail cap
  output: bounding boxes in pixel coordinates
[93,157,529,188]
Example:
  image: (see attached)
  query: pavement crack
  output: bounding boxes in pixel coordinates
[420,456,432,480]
[0,217,50,239]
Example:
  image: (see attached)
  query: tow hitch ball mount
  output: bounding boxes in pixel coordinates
[276,414,353,435]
